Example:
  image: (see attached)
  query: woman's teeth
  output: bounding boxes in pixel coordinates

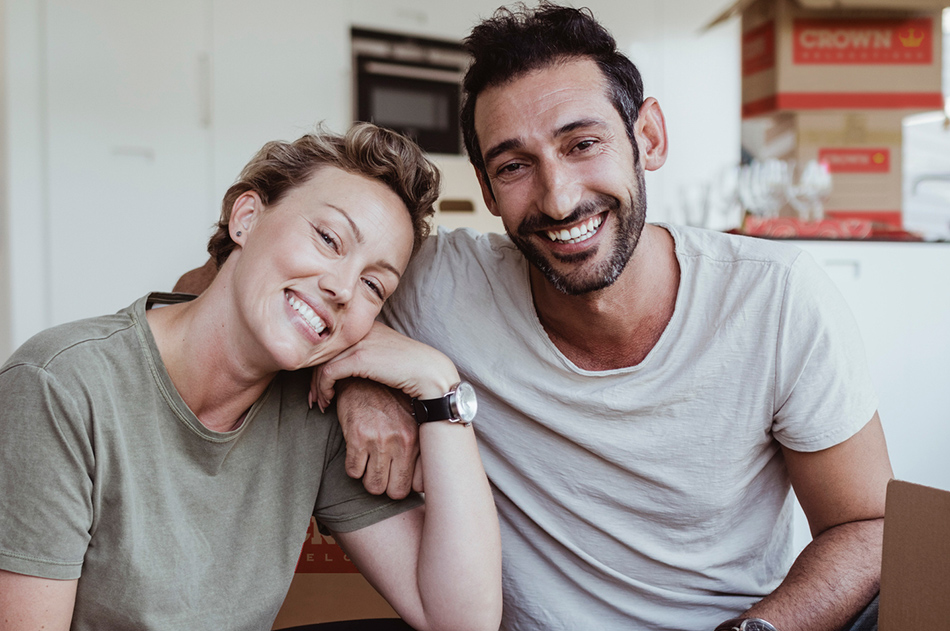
[545,215,603,244]
[286,293,327,334]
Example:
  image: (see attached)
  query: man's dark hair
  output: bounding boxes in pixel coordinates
[460,2,646,188]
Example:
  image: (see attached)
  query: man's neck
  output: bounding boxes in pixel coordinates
[530,224,679,371]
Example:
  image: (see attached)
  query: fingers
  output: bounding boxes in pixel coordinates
[386,444,418,500]
[361,450,392,496]
[315,363,338,412]
[344,444,369,481]
[412,456,425,494]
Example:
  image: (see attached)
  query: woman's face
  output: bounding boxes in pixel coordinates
[229,165,414,373]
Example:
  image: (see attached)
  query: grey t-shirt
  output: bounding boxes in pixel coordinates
[0,293,419,630]
[383,224,877,630]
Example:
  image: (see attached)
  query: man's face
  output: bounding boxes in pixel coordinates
[473,57,646,296]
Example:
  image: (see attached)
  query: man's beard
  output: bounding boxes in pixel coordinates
[508,168,647,296]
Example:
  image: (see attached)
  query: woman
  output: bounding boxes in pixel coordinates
[0,124,501,631]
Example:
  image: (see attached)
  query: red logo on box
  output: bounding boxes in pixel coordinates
[794,18,932,65]
[294,517,360,574]
[818,148,891,174]
[743,22,776,76]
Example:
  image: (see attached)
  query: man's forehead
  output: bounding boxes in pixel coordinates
[473,59,617,145]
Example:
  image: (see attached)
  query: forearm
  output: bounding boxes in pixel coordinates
[741,518,883,631]
[413,422,502,631]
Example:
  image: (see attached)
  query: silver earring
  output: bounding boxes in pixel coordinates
[236,230,242,237]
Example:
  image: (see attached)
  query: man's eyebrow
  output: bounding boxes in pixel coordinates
[555,118,607,136]
[326,204,363,243]
[483,138,525,167]
[482,118,609,166]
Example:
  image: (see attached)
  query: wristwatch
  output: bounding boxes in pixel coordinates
[714,618,780,631]
[411,382,477,426]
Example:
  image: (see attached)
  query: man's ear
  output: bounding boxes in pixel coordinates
[228,191,264,246]
[474,166,500,217]
[634,97,668,172]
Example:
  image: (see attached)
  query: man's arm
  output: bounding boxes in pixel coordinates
[737,412,892,631]
[0,570,77,631]
[172,257,217,294]
[331,378,421,498]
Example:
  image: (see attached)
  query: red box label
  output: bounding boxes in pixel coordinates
[294,517,361,574]
[793,18,932,65]
[743,22,776,76]
[818,148,891,173]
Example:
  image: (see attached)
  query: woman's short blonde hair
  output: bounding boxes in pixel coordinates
[208,123,440,268]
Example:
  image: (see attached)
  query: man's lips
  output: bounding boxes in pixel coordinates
[542,214,604,245]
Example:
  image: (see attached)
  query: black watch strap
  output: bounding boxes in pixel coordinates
[412,395,453,423]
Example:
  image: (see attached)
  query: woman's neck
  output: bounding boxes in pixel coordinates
[146,282,277,432]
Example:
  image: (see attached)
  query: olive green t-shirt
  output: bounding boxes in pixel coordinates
[0,293,420,630]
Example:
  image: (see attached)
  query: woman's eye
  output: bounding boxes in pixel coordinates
[363,278,384,299]
[318,229,339,251]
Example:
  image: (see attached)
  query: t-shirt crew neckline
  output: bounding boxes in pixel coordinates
[522,222,685,377]
[131,292,272,444]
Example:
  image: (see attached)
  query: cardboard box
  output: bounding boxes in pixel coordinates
[711,0,946,118]
[742,109,908,226]
[271,517,399,630]
[879,480,950,630]
[272,482,950,628]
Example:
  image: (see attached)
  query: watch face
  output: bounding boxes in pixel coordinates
[454,382,478,422]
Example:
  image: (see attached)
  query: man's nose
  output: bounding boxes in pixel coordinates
[538,160,581,221]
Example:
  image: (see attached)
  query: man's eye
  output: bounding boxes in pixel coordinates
[496,162,523,176]
[574,140,595,152]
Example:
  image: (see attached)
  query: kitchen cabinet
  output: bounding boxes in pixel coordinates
[790,240,950,551]
[43,0,216,326]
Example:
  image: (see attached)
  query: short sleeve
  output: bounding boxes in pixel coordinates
[0,364,95,579]
[771,251,879,451]
[312,411,422,533]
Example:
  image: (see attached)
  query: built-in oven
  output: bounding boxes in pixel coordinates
[352,28,468,155]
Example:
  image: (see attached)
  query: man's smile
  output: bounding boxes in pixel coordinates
[543,214,604,245]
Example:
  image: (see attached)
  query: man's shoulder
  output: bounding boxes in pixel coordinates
[426,226,518,260]
[665,223,804,269]
[402,227,521,286]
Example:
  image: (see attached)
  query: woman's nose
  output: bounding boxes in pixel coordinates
[318,270,354,306]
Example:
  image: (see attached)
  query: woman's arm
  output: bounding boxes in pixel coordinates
[0,570,77,631]
[316,323,502,631]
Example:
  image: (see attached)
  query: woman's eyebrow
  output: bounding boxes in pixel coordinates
[326,204,363,243]
[326,203,402,278]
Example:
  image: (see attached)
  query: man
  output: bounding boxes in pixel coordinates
[326,5,892,631]
[180,4,891,629]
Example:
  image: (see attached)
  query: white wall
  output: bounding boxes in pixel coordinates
[0,0,10,361]
[0,0,742,359]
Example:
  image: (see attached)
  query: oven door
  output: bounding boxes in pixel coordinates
[356,56,462,155]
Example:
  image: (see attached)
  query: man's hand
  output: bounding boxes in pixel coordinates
[329,377,422,498]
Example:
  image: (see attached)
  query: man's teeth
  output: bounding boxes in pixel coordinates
[545,216,603,244]
[286,293,327,334]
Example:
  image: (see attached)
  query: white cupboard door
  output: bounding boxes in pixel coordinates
[46,0,215,325]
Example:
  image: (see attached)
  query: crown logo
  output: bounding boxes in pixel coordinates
[899,28,924,48]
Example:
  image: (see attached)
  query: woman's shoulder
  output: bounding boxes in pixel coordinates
[2,309,138,375]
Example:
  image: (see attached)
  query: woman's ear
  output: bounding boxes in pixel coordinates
[228,191,264,247]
